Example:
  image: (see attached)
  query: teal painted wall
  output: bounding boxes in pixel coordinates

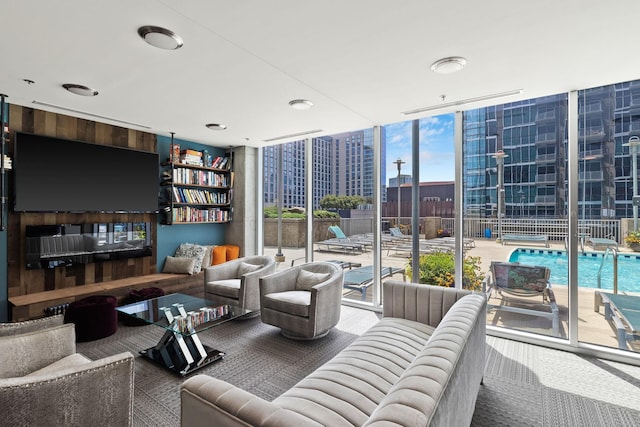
[155,135,228,271]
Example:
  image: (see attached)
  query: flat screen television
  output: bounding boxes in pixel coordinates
[14,132,159,212]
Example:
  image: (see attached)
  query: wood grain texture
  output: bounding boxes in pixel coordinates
[7,105,159,311]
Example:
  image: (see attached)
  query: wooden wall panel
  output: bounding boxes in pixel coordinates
[7,105,159,301]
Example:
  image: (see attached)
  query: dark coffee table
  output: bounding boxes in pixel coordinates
[116,293,250,376]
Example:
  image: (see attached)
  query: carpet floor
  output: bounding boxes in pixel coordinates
[77,306,640,426]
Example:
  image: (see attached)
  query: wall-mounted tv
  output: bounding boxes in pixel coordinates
[14,132,159,212]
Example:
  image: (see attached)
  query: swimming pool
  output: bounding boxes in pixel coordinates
[508,248,640,293]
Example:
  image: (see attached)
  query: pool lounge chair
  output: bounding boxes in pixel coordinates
[485,261,560,337]
[501,234,549,248]
[343,265,405,300]
[388,227,412,241]
[315,238,366,255]
[594,292,639,350]
[328,225,373,250]
[315,225,370,254]
[587,237,618,251]
[387,240,454,257]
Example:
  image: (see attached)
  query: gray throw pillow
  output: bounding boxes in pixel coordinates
[237,261,262,276]
[296,269,331,291]
[174,243,206,274]
[162,256,196,275]
[201,245,215,270]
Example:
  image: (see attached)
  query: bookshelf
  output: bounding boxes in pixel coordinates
[161,150,233,225]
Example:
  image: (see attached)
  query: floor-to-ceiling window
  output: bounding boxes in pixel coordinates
[257,81,640,363]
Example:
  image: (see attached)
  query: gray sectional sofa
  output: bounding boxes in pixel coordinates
[181,280,487,426]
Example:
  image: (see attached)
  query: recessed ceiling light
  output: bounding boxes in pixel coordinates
[288,99,314,110]
[430,56,467,74]
[138,26,183,50]
[62,84,99,96]
[206,123,227,131]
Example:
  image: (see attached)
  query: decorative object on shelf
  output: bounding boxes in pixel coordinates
[170,132,180,163]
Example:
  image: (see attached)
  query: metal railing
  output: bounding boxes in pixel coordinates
[337,216,621,244]
[597,246,618,293]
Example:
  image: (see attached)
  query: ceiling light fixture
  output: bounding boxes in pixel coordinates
[288,99,314,110]
[62,84,98,97]
[401,89,524,115]
[206,123,227,131]
[138,26,184,50]
[430,56,467,74]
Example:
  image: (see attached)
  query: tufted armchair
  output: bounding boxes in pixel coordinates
[260,261,343,339]
[204,255,277,316]
[0,322,134,426]
[0,314,64,337]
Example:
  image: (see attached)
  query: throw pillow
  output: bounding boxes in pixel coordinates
[211,246,227,265]
[174,243,206,274]
[237,261,262,276]
[162,256,196,275]
[201,245,215,270]
[296,269,331,291]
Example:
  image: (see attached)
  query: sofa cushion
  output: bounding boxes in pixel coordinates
[237,261,262,276]
[272,317,435,426]
[163,256,196,275]
[24,353,92,378]
[206,279,241,298]
[175,243,206,274]
[263,291,311,317]
[211,246,228,265]
[201,245,215,270]
[295,270,330,291]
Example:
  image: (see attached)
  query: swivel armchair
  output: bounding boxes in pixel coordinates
[204,255,276,316]
[260,261,343,339]
[0,322,134,426]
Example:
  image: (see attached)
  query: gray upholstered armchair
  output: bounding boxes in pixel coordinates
[0,322,134,426]
[204,255,276,316]
[0,314,64,336]
[260,261,343,339]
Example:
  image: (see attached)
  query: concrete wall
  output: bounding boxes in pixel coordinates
[264,218,338,248]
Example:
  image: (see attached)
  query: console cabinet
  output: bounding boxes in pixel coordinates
[161,158,233,225]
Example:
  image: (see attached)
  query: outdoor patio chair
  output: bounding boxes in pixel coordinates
[594,291,640,350]
[485,261,560,337]
[315,225,369,254]
[388,227,412,241]
[343,265,405,300]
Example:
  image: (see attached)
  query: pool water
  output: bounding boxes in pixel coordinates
[508,248,640,293]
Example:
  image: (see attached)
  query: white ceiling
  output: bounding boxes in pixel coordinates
[2,0,640,148]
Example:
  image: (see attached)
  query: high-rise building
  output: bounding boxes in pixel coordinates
[463,80,640,220]
[263,128,383,210]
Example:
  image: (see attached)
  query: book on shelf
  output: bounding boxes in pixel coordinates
[180,149,202,157]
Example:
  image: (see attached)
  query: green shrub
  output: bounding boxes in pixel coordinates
[405,252,484,291]
[313,210,340,218]
[263,206,339,219]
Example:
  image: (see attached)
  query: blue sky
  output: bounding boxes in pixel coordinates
[384,113,455,185]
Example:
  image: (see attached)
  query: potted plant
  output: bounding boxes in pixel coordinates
[625,230,640,251]
[436,228,450,238]
[405,252,484,291]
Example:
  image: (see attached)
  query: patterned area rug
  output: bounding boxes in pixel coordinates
[77,307,640,427]
[77,306,380,427]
